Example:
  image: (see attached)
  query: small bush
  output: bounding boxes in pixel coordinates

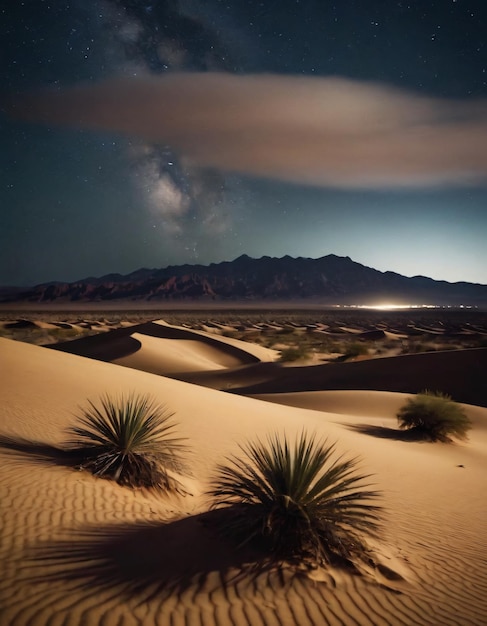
[344,342,369,359]
[67,393,187,491]
[55,327,79,337]
[396,391,471,442]
[279,345,310,362]
[401,340,435,355]
[209,432,382,567]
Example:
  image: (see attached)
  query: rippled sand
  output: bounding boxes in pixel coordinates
[1,320,487,625]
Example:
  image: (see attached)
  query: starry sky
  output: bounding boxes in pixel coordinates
[2,0,487,287]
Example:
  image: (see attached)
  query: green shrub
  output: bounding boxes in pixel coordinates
[344,342,369,358]
[51,327,80,339]
[209,432,382,567]
[67,393,187,490]
[396,391,471,442]
[279,345,310,362]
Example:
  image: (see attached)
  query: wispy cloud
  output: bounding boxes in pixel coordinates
[7,72,487,188]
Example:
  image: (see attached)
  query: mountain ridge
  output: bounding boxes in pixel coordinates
[2,254,486,305]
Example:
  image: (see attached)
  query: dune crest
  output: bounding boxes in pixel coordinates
[112,321,281,375]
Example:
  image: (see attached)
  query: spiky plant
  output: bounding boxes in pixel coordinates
[209,432,382,567]
[66,393,186,490]
[397,390,471,442]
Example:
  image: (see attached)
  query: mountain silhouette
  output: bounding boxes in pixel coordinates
[2,254,486,306]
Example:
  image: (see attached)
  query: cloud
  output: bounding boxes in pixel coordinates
[7,72,487,188]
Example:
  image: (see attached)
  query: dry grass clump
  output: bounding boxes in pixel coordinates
[344,342,369,359]
[396,391,471,442]
[279,345,310,362]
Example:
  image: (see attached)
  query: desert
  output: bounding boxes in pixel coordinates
[5,2,487,624]
[1,306,487,626]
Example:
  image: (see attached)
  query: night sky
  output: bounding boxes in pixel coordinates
[2,0,487,287]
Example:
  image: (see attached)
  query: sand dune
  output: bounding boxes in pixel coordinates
[169,347,487,409]
[51,317,281,376]
[114,332,250,374]
[112,323,280,376]
[1,331,487,625]
[229,348,487,407]
[46,319,487,406]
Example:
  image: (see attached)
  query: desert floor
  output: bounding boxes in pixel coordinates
[1,307,487,625]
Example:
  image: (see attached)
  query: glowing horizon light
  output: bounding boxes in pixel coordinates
[335,303,445,310]
[368,303,410,310]
[333,303,478,310]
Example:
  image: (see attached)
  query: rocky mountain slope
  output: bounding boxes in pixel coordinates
[3,254,486,305]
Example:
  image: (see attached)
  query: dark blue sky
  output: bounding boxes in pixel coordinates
[2,0,487,286]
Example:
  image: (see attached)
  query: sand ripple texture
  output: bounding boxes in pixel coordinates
[1,337,487,626]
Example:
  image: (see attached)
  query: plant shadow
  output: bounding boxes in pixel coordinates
[0,434,86,467]
[26,510,282,603]
[345,424,425,442]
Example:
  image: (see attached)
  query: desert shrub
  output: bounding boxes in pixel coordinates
[67,393,187,490]
[401,340,436,354]
[279,345,310,362]
[326,341,343,354]
[344,342,369,358]
[396,391,471,442]
[50,327,80,339]
[209,432,382,567]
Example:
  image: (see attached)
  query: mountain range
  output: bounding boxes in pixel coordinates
[2,254,486,306]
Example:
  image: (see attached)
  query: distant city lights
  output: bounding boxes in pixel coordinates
[333,304,477,310]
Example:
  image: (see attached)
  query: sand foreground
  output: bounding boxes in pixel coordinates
[1,323,487,625]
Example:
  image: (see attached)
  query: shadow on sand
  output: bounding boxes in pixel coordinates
[345,424,426,442]
[3,434,393,602]
[0,434,86,467]
[25,511,289,602]
[0,434,289,597]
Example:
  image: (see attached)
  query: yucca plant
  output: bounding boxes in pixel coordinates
[397,391,471,442]
[66,393,187,491]
[209,432,382,567]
